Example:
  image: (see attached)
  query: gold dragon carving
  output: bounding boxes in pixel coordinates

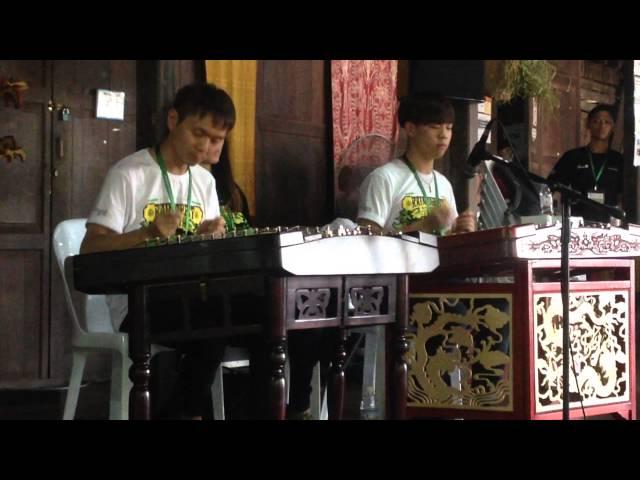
[534,292,629,412]
[407,295,513,411]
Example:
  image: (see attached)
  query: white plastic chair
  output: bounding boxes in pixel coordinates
[53,218,226,420]
[53,218,133,420]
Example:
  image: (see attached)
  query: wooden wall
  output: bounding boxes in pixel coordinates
[529,60,625,179]
[254,60,332,227]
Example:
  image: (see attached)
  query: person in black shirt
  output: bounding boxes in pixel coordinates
[547,104,623,224]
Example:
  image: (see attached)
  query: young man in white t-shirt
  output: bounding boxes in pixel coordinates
[285,94,477,420]
[82,83,232,419]
[358,92,476,235]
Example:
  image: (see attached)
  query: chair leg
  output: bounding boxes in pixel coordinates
[63,351,87,420]
[284,358,291,404]
[310,361,322,420]
[361,325,385,419]
[110,350,132,420]
[211,363,225,420]
[320,386,328,420]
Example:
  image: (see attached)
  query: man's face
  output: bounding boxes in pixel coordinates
[588,110,614,142]
[168,110,228,167]
[408,122,453,159]
[203,141,224,166]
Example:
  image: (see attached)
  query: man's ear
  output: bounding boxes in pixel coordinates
[404,122,417,138]
[167,108,179,132]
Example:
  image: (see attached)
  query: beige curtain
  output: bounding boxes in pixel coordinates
[205,60,257,216]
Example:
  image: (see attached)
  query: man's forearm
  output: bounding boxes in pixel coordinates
[80,226,153,254]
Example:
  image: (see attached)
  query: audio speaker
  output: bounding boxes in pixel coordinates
[409,60,485,101]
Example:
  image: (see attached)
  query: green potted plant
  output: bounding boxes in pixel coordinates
[486,60,558,109]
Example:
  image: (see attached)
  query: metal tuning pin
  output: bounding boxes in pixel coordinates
[354,225,362,236]
[337,225,346,236]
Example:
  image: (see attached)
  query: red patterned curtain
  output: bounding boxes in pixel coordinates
[331,60,399,219]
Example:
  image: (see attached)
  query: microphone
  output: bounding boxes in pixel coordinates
[463,118,495,178]
[462,118,495,217]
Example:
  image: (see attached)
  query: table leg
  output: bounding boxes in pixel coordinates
[328,327,347,420]
[128,284,151,420]
[268,277,287,420]
[390,275,408,420]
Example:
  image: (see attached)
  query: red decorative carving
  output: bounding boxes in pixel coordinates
[528,232,640,256]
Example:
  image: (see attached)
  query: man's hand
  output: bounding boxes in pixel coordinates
[357,218,385,234]
[197,216,226,235]
[451,210,477,234]
[413,201,454,234]
[148,211,181,238]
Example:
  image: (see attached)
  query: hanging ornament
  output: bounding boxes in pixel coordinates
[0,135,26,163]
[0,78,29,109]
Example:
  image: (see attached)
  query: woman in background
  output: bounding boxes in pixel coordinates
[204,141,252,231]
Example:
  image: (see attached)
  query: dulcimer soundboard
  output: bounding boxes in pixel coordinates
[72,226,440,295]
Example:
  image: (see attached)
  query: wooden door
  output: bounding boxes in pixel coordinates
[0,60,137,386]
[0,60,53,385]
[49,60,137,382]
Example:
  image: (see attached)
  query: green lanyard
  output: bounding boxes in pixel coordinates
[155,144,193,234]
[402,155,444,235]
[402,155,440,206]
[587,148,608,192]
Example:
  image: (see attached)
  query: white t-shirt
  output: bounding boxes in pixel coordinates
[357,158,457,232]
[86,148,220,331]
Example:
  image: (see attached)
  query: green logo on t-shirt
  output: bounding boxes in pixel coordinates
[142,202,204,235]
[392,195,440,230]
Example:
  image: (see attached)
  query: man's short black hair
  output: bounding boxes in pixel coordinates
[587,104,615,122]
[172,83,236,130]
[398,92,455,127]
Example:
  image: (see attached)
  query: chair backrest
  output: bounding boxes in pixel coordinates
[52,218,114,334]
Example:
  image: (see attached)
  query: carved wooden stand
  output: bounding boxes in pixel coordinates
[407,225,638,420]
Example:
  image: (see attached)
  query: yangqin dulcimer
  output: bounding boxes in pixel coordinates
[72,226,439,294]
[70,225,439,420]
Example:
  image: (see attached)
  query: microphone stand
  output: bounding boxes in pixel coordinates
[487,155,625,420]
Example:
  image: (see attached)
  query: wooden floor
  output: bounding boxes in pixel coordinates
[0,355,367,421]
[1,353,637,421]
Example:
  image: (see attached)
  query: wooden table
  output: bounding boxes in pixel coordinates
[72,228,439,419]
